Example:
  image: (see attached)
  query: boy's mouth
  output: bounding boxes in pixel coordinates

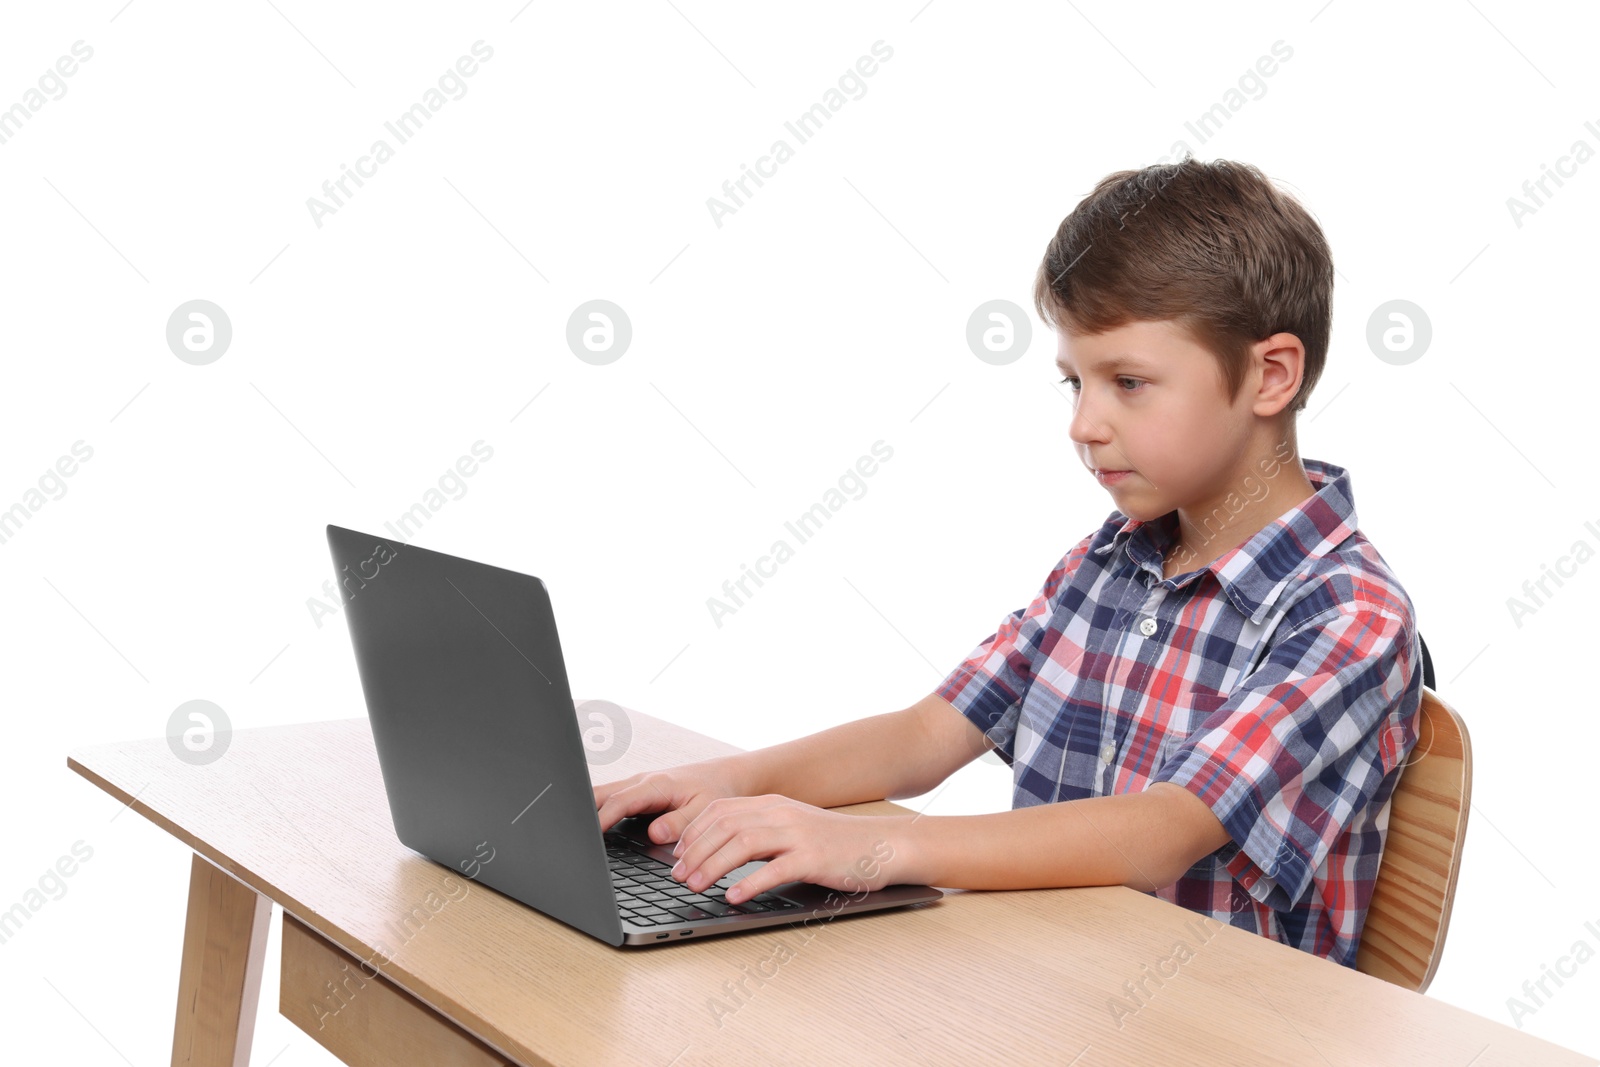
[1094,468,1131,485]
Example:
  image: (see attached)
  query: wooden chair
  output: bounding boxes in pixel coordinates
[1354,654,1472,993]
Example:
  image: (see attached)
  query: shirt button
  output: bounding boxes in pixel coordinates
[1100,744,1116,763]
[1138,617,1158,636]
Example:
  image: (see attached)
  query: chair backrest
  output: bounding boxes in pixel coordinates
[1355,685,1472,992]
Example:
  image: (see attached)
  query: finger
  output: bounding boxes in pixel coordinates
[671,793,783,861]
[591,785,615,816]
[642,801,705,845]
[723,858,797,905]
[681,823,782,893]
[676,800,789,891]
[595,779,669,833]
[591,772,640,811]
[671,797,760,882]
[595,794,630,833]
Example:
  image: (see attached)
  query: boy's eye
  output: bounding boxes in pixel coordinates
[1058,376,1142,392]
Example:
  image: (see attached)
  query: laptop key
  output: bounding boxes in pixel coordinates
[666,905,717,923]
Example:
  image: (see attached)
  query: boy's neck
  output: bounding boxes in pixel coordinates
[1163,446,1317,577]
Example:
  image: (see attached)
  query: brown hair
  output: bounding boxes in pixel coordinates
[1033,156,1332,415]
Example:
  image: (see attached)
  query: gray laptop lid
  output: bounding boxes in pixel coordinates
[327,524,626,946]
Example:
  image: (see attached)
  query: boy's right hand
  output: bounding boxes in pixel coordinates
[593,756,754,845]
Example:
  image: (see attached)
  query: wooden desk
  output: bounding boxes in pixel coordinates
[69,704,1595,1067]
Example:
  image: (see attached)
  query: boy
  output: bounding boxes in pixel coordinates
[594,157,1423,969]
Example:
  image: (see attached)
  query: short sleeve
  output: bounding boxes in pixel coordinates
[1149,603,1422,910]
[935,531,1098,765]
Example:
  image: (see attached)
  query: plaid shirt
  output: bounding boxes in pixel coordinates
[936,458,1422,968]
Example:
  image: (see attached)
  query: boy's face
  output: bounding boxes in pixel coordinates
[1056,319,1261,523]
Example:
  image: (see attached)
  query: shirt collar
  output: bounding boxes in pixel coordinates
[1091,458,1359,625]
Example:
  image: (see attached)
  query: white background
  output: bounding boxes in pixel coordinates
[3,1,1597,1063]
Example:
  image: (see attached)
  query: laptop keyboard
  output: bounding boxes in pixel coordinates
[604,836,802,926]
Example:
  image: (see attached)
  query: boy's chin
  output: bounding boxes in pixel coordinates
[1113,500,1172,523]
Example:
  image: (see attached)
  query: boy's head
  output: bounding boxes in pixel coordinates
[1035,158,1332,522]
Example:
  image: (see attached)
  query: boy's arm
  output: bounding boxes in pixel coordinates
[740,692,991,810]
[595,693,985,842]
[678,609,1416,903]
[666,699,1232,903]
[668,758,1230,902]
[897,603,1417,896]
[897,783,1231,893]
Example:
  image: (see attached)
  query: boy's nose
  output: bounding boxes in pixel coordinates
[1068,397,1111,446]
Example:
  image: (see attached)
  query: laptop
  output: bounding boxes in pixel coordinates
[326,524,943,946]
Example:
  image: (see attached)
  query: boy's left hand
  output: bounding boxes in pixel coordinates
[667,794,910,904]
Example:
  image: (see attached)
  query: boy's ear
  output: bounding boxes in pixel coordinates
[1251,332,1305,417]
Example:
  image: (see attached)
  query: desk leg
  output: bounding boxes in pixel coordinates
[170,853,272,1067]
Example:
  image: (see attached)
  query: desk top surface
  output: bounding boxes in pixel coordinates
[69,703,1594,1067]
